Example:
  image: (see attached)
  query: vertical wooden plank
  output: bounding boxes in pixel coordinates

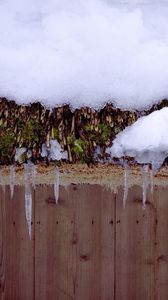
[0,186,6,300]
[115,185,155,300]
[155,186,168,300]
[35,185,76,300]
[35,184,115,300]
[74,185,115,300]
[0,185,34,300]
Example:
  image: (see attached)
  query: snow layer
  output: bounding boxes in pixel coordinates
[107,108,168,168]
[1,0,168,109]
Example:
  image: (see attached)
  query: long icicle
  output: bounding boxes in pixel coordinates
[123,164,129,208]
[0,167,5,194]
[150,165,154,194]
[24,164,32,239]
[54,166,59,204]
[142,165,149,209]
[10,165,15,199]
[31,163,36,190]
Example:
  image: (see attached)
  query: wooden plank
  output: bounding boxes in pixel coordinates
[154,186,168,300]
[35,184,115,300]
[115,185,155,300]
[0,185,34,300]
[74,184,115,300]
[35,185,75,300]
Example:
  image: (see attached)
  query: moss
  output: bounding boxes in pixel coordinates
[84,123,111,145]
[67,134,75,146]
[17,118,45,147]
[67,135,89,163]
[97,124,111,144]
[52,127,59,140]
[0,126,15,164]
[20,152,27,163]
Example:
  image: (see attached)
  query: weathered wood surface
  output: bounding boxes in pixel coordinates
[0,185,34,300]
[0,184,168,299]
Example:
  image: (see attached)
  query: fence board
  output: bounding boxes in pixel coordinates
[35,184,115,300]
[0,185,34,300]
[0,183,168,299]
[115,185,155,300]
[155,186,168,300]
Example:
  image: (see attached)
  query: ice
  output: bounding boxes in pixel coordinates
[24,164,32,239]
[10,165,15,199]
[15,147,26,163]
[123,164,129,208]
[108,108,168,169]
[41,139,68,161]
[41,143,48,158]
[142,165,149,209]
[30,163,36,190]
[150,167,154,194]
[0,168,3,185]
[1,1,168,109]
[0,167,5,193]
[54,166,59,204]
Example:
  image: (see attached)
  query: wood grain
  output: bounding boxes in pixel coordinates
[0,182,167,299]
[115,185,155,300]
[154,186,168,300]
[35,184,115,300]
[0,185,34,300]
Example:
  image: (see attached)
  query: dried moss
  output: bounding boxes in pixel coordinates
[0,97,168,165]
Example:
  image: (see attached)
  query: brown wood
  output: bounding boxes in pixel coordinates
[115,185,156,300]
[0,185,35,300]
[34,184,115,300]
[0,183,168,299]
[154,186,168,300]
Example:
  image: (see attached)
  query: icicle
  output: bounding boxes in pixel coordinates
[150,166,154,194]
[142,165,149,209]
[31,163,36,190]
[0,167,5,194]
[54,166,59,204]
[10,165,15,199]
[24,164,32,239]
[0,167,3,185]
[123,164,129,208]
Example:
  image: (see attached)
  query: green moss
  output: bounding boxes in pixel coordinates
[67,134,75,145]
[52,127,59,140]
[98,124,111,144]
[0,126,15,164]
[84,123,111,145]
[18,118,45,147]
[20,152,27,163]
[67,135,89,163]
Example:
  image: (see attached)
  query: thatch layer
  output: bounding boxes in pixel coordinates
[0,97,168,165]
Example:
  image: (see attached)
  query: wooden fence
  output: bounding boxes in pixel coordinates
[0,183,168,300]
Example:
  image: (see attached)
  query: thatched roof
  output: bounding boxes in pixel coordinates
[1,97,168,166]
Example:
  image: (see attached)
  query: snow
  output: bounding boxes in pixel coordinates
[41,139,68,161]
[1,0,168,109]
[107,107,168,168]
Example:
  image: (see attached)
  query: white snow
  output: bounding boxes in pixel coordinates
[41,139,68,161]
[107,107,168,168]
[15,147,26,163]
[1,0,168,109]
